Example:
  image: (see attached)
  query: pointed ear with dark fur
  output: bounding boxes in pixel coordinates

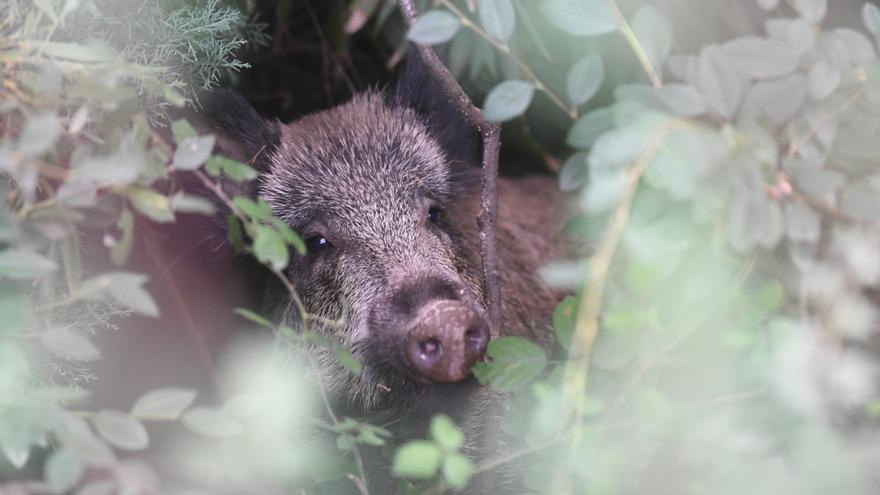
[393,46,480,167]
[193,90,281,174]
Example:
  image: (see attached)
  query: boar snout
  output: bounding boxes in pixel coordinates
[403,300,489,383]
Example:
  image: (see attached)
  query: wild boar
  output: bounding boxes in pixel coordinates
[197,48,568,491]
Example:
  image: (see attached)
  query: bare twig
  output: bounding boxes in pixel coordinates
[398,0,503,338]
[607,0,662,89]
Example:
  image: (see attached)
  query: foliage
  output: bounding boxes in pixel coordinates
[5,0,880,494]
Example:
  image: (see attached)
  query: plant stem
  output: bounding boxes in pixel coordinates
[607,0,662,89]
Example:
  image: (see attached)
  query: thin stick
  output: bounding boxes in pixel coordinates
[398,0,503,338]
[607,0,662,89]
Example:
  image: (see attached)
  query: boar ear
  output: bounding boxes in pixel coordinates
[394,46,480,166]
[193,89,281,175]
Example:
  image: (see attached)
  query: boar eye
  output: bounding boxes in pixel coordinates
[427,206,442,224]
[305,235,331,254]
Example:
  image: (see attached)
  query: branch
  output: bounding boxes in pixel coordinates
[398,0,503,337]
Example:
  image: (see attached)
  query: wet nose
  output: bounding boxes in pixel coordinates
[403,300,490,383]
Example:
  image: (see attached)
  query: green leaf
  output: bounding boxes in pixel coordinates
[478,0,515,41]
[865,3,880,35]
[540,0,617,37]
[252,225,289,271]
[171,192,216,215]
[44,449,84,493]
[92,410,149,450]
[791,0,826,24]
[127,188,175,223]
[208,156,258,182]
[234,197,272,220]
[81,271,159,317]
[270,219,306,255]
[407,10,461,45]
[18,112,61,156]
[655,84,707,116]
[559,152,588,192]
[740,72,806,126]
[334,346,363,375]
[482,80,535,122]
[566,55,604,106]
[807,60,841,100]
[553,296,578,350]
[442,453,474,491]
[57,179,97,207]
[785,201,820,243]
[173,135,215,171]
[472,337,547,391]
[0,293,31,334]
[631,5,672,69]
[430,415,463,451]
[698,45,746,119]
[0,249,57,280]
[392,441,442,478]
[720,37,799,79]
[171,119,198,142]
[110,209,134,266]
[182,407,244,437]
[40,327,100,362]
[233,308,274,328]
[566,108,614,149]
[131,388,197,420]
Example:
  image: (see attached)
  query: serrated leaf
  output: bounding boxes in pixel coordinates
[656,84,707,116]
[252,225,289,271]
[392,441,441,478]
[407,10,461,45]
[443,453,474,491]
[173,135,215,171]
[553,296,578,350]
[566,56,604,106]
[182,407,244,437]
[0,249,57,280]
[40,327,100,361]
[540,0,616,37]
[472,337,547,391]
[631,5,672,70]
[171,119,197,142]
[92,410,148,450]
[430,415,463,451]
[865,3,880,35]
[131,388,197,420]
[482,80,534,122]
[478,0,515,41]
[566,108,614,149]
[721,37,798,79]
[44,449,84,493]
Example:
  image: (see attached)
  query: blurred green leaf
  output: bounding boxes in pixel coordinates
[442,452,474,491]
[473,337,547,390]
[208,156,258,182]
[171,119,198,142]
[92,410,149,450]
[656,84,707,117]
[559,152,588,192]
[44,449,84,493]
[631,5,672,70]
[392,441,441,478]
[790,0,827,24]
[182,407,244,437]
[540,0,616,37]
[407,10,461,45]
[110,209,134,266]
[0,249,57,280]
[478,0,515,41]
[553,296,578,350]
[482,80,534,122]
[721,37,798,79]
[865,3,880,35]
[170,192,216,215]
[567,108,614,149]
[430,415,463,451]
[334,346,363,376]
[173,135,215,171]
[40,327,100,362]
[18,112,61,156]
[566,55,604,106]
[81,271,159,317]
[131,388,197,420]
[252,225,288,271]
[127,187,175,223]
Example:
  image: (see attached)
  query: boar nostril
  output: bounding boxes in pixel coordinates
[464,327,487,355]
[418,337,443,361]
